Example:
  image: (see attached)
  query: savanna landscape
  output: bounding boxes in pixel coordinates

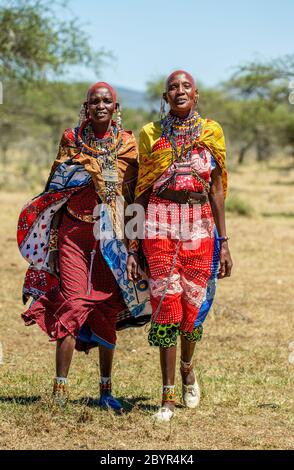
[0,155,293,450]
[0,0,294,452]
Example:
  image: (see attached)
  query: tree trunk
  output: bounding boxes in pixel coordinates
[256,136,271,162]
[238,141,253,164]
[1,145,8,165]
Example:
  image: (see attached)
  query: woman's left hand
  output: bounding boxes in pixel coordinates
[218,242,233,279]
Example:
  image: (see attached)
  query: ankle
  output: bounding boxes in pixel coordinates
[55,377,68,385]
[180,359,195,385]
[180,358,193,371]
[53,377,68,402]
[162,385,176,409]
[100,376,112,395]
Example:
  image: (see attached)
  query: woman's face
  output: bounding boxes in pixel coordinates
[164,72,197,118]
[86,87,116,126]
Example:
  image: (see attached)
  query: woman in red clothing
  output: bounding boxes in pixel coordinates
[18,82,150,408]
[128,71,233,421]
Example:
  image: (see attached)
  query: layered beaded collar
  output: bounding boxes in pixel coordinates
[75,119,123,204]
[75,119,122,158]
[161,111,202,137]
[161,111,202,161]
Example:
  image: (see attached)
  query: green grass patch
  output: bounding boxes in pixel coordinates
[225,194,254,216]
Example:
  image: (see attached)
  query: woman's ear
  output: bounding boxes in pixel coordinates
[163,92,168,103]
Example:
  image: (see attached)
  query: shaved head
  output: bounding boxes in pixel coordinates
[165,70,196,91]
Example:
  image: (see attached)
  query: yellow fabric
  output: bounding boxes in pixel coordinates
[135,118,227,199]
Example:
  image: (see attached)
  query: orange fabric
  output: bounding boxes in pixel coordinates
[46,126,138,229]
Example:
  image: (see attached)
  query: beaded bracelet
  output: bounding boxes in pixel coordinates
[217,236,230,242]
[128,251,139,257]
[128,239,139,253]
[48,228,59,252]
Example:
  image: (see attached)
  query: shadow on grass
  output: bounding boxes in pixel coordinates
[273,180,294,186]
[70,395,160,414]
[268,164,294,172]
[0,395,41,405]
[262,212,294,218]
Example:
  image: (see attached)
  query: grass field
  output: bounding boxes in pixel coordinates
[0,157,293,450]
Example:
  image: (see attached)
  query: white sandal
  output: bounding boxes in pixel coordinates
[153,406,174,422]
[153,385,175,421]
[182,380,200,408]
[180,360,201,408]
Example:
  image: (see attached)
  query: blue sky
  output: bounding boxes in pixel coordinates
[61,0,294,91]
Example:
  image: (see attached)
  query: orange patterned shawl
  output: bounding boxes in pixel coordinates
[46,127,138,229]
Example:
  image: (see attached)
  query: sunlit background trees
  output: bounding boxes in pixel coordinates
[1,0,293,191]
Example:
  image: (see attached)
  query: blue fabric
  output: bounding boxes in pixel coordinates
[98,393,122,411]
[211,155,216,170]
[48,160,91,191]
[195,225,220,327]
[77,322,115,350]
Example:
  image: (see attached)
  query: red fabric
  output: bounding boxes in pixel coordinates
[17,188,76,248]
[143,237,213,332]
[142,142,215,332]
[23,267,59,301]
[22,210,126,349]
[67,181,98,217]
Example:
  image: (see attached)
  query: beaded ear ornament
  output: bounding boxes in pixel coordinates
[115,102,122,130]
[160,96,167,121]
[78,102,88,126]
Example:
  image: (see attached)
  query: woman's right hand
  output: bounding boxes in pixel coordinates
[127,253,141,283]
[48,251,60,277]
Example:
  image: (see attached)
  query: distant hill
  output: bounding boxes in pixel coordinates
[115,86,153,111]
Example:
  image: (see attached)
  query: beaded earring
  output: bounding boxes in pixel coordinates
[78,102,88,126]
[115,103,122,130]
[160,96,167,121]
[194,93,199,111]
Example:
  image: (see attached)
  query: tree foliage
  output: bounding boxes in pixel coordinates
[0,0,110,82]
[1,2,293,191]
[144,56,294,163]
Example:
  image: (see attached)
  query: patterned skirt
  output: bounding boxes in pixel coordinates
[22,211,126,351]
[142,193,218,348]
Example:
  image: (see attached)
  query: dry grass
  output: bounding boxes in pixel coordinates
[0,156,294,450]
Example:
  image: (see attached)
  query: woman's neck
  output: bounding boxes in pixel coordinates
[91,120,112,137]
[170,107,196,121]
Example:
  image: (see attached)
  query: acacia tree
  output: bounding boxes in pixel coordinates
[0,0,109,82]
[145,58,294,164]
[225,56,294,163]
[0,0,111,164]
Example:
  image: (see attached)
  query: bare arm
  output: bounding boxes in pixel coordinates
[126,187,152,282]
[209,163,233,279]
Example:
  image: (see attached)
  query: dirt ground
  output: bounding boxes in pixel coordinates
[0,157,293,450]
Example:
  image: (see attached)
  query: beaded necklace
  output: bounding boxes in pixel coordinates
[160,111,210,192]
[76,119,122,204]
[161,111,202,162]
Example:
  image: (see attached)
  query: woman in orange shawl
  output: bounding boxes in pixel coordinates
[128,70,233,421]
[18,82,150,409]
